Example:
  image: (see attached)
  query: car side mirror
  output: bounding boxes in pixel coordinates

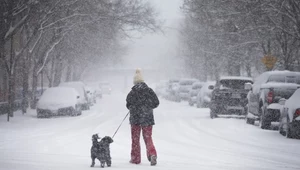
[279,98,286,105]
[245,83,252,90]
[208,85,214,90]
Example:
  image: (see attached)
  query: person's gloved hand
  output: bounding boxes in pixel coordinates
[128,104,135,110]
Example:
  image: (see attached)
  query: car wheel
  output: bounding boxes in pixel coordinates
[279,116,286,136]
[78,110,82,116]
[197,100,203,108]
[279,124,286,136]
[70,108,77,116]
[259,114,270,129]
[210,110,217,119]
[77,106,82,116]
[285,116,294,139]
[37,113,42,118]
[196,102,200,108]
[246,117,255,125]
[202,102,208,108]
[259,107,270,129]
[245,107,255,125]
[82,103,90,110]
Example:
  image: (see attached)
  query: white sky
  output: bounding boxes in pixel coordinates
[122,0,184,70]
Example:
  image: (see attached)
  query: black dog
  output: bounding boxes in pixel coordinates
[90,134,114,168]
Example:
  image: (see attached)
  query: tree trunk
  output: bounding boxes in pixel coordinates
[3,70,8,102]
[227,58,233,76]
[7,35,15,121]
[233,64,241,76]
[0,41,8,103]
[65,61,72,82]
[53,56,63,87]
[48,55,55,87]
[7,73,15,121]
[213,62,220,81]
[245,64,252,77]
[30,68,38,109]
[72,68,81,81]
[21,55,29,114]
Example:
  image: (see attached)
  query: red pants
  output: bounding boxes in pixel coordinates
[130,125,157,164]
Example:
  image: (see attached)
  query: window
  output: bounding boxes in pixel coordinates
[267,75,285,83]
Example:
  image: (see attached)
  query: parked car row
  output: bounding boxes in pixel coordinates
[36,81,102,118]
[209,71,300,139]
[155,78,215,109]
[245,71,300,139]
[156,70,300,139]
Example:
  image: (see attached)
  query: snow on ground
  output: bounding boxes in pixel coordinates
[0,92,300,170]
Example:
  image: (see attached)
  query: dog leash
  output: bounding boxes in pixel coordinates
[112,111,130,139]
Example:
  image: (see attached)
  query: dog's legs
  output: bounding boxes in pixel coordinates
[106,159,112,167]
[91,156,96,167]
[100,161,105,168]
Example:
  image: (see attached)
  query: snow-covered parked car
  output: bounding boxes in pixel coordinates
[279,88,300,138]
[246,71,300,129]
[99,82,112,95]
[165,79,180,102]
[210,77,253,118]
[196,81,215,108]
[85,86,97,106]
[37,87,82,118]
[59,81,90,110]
[188,82,203,106]
[178,79,198,101]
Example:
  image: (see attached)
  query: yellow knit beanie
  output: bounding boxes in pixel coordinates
[133,68,144,85]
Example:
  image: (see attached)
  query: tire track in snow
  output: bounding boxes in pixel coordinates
[185,116,300,169]
[156,99,300,169]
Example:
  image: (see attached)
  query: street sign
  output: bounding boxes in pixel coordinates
[261,55,277,69]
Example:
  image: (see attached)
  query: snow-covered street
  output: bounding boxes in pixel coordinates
[0,92,300,170]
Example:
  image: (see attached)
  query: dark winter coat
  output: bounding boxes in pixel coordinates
[126,82,159,126]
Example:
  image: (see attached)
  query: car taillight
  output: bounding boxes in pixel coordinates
[267,91,273,103]
[295,109,300,118]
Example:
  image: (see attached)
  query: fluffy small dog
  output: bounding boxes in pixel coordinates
[90,134,114,168]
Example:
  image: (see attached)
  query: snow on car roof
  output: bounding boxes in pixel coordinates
[285,88,300,111]
[192,82,204,86]
[179,79,199,85]
[179,78,198,82]
[204,81,216,85]
[264,70,300,76]
[59,81,87,102]
[292,88,300,97]
[220,76,253,81]
[60,81,85,86]
[39,87,79,103]
[261,82,300,89]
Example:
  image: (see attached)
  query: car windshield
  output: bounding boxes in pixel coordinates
[268,75,300,84]
[180,80,196,86]
[219,79,253,90]
[192,84,202,89]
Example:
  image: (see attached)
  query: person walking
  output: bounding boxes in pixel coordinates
[126,69,160,166]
